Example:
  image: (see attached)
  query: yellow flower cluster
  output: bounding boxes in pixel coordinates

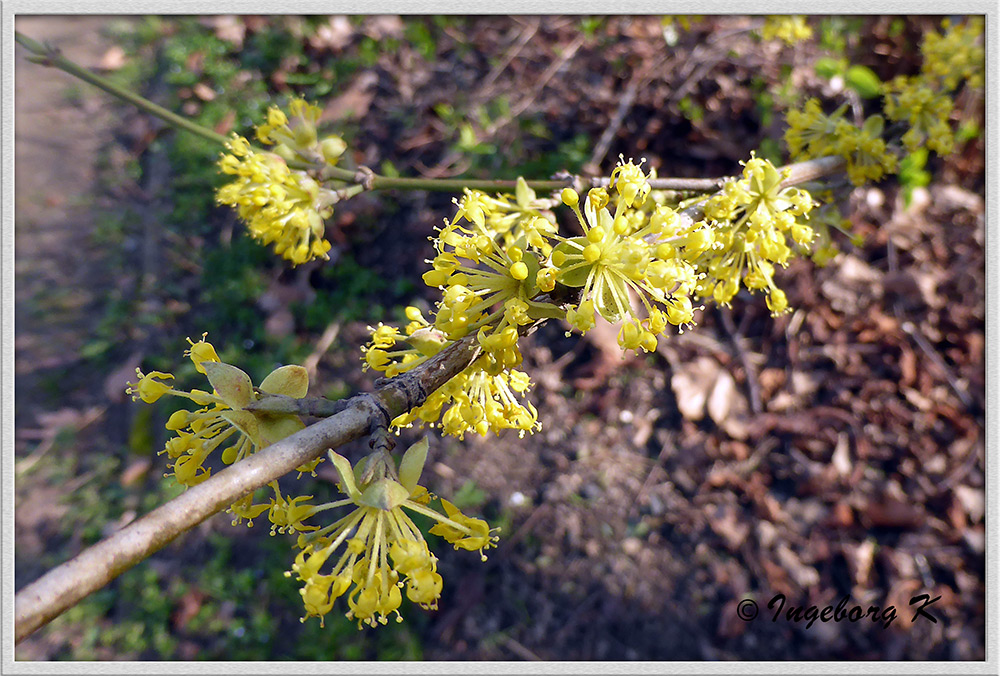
[360,310,448,378]
[362,312,541,439]
[920,17,985,91]
[785,100,898,186]
[453,177,559,254]
[364,158,835,443]
[553,165,702,351]
[285,440,497,628]
[398,358,540,439]
[424,211,540,371]
[697,154,815,315]
[216,99,348,265]
[883,76,955,155]
[126,335,314,524]
[759,15,813,45]
[128,343,499,627]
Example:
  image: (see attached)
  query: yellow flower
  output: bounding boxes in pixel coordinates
[551,159,702,349]
[424,215,541,341]
[450,178,559,254]
[391,357,541,439]
[422,199,562,372]
[185,333,220,374]
[759,16,812,45]
[125,369,174,404]
[268,484,321,536]
[216,98,350,266]
[127,336,312,502]
[609,156,651,208]
[216,135,337,265]
[429,499,497,558]
[920,17,984,91]
[883,76,955,155]
[696,154,816,314]
[286,440,497,627]
[785,101,897,186]
[360,312,449,379]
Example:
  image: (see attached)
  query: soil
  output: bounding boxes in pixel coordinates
[14,16,121,415]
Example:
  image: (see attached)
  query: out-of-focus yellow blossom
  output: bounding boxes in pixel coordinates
[551,159,702,350]
[126,335,313,523]
[451,178,559,255]
[285,439,497,628]
[759,15,813,45]
[883,76,955,155]
[217,135,336,265]
[696,154,815,314]
[920,17,985,91]
[254,99,348,166]
[802,202,854,267]
[784,99,844,159]
[661,16,701,33]
[785,100,897,185]
[216,98,349,265]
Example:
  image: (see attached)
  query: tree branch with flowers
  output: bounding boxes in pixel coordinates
[13,14,984,643]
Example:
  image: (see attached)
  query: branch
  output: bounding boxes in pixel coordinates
[13,30,747,196]
[311,164,731,194]
[779,155,846,189]
[15,31,230,148]
[13,151,847,644]
[14,335,480,644]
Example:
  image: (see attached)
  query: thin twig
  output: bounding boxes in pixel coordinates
[480,19,539,91]
[15,31,229,148]
[588,51,672,170]
[425,34,585,178]
[302,322,341,383]
[16,31,846,199]
[886,240,973,408]
[716,305,763,414]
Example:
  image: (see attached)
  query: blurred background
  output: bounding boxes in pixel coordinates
[14,15,985,660]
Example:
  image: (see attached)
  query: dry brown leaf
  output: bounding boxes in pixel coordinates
[172,589,207,630]
[860,494,925,529]
[821,254,884,313]
[213,109,237,136]
[97,45,126,71]
[776,544,820,588]
[708,503,749,552]
[843,538,876,588]
[362,15,404,40]
[192,82,216,102]
[205,15,246,47]
[310,16,353,52]
[120,458,152,487]
[953,485,984,524]
[707,369,736,424]
[831,432,851,477]
[321,71,378,122]
[671,356,719,421]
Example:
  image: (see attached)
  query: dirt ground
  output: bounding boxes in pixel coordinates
[14,16,123,417]
[13,15,986,662]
